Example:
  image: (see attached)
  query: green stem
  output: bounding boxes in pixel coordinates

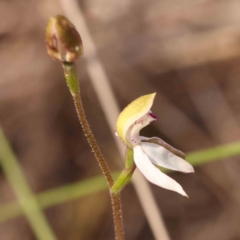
[112,148,136,194]
[111,167,136,194]
[0,127,56,240]
[62,62,124,240]
[125,148,134,169]
[63,62,79,96]
[186,141,240,165]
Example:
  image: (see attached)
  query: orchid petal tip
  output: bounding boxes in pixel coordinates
[182,191,189,198]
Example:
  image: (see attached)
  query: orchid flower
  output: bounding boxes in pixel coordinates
[115,93,194,197]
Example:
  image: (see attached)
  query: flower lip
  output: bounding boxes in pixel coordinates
[127,110,157,147]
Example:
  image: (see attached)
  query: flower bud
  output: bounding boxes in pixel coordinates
[45,15,83,62]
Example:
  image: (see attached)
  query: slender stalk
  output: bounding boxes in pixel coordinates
[112,149,136,194]
[63,62,124,240]
[111,166,136,194]
[0,127,56,240]
[72,94,114,185]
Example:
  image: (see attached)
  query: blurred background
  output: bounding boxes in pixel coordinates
[1,0,240,239]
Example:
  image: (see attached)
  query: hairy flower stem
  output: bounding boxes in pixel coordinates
[63,62,124,240]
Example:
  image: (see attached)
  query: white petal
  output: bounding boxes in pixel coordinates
[140,142,194,173]
[133,145,188,197]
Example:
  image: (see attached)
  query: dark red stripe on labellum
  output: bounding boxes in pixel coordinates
[148,112,157,120]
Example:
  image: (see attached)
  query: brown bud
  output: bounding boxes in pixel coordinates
[45,15,83,62]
